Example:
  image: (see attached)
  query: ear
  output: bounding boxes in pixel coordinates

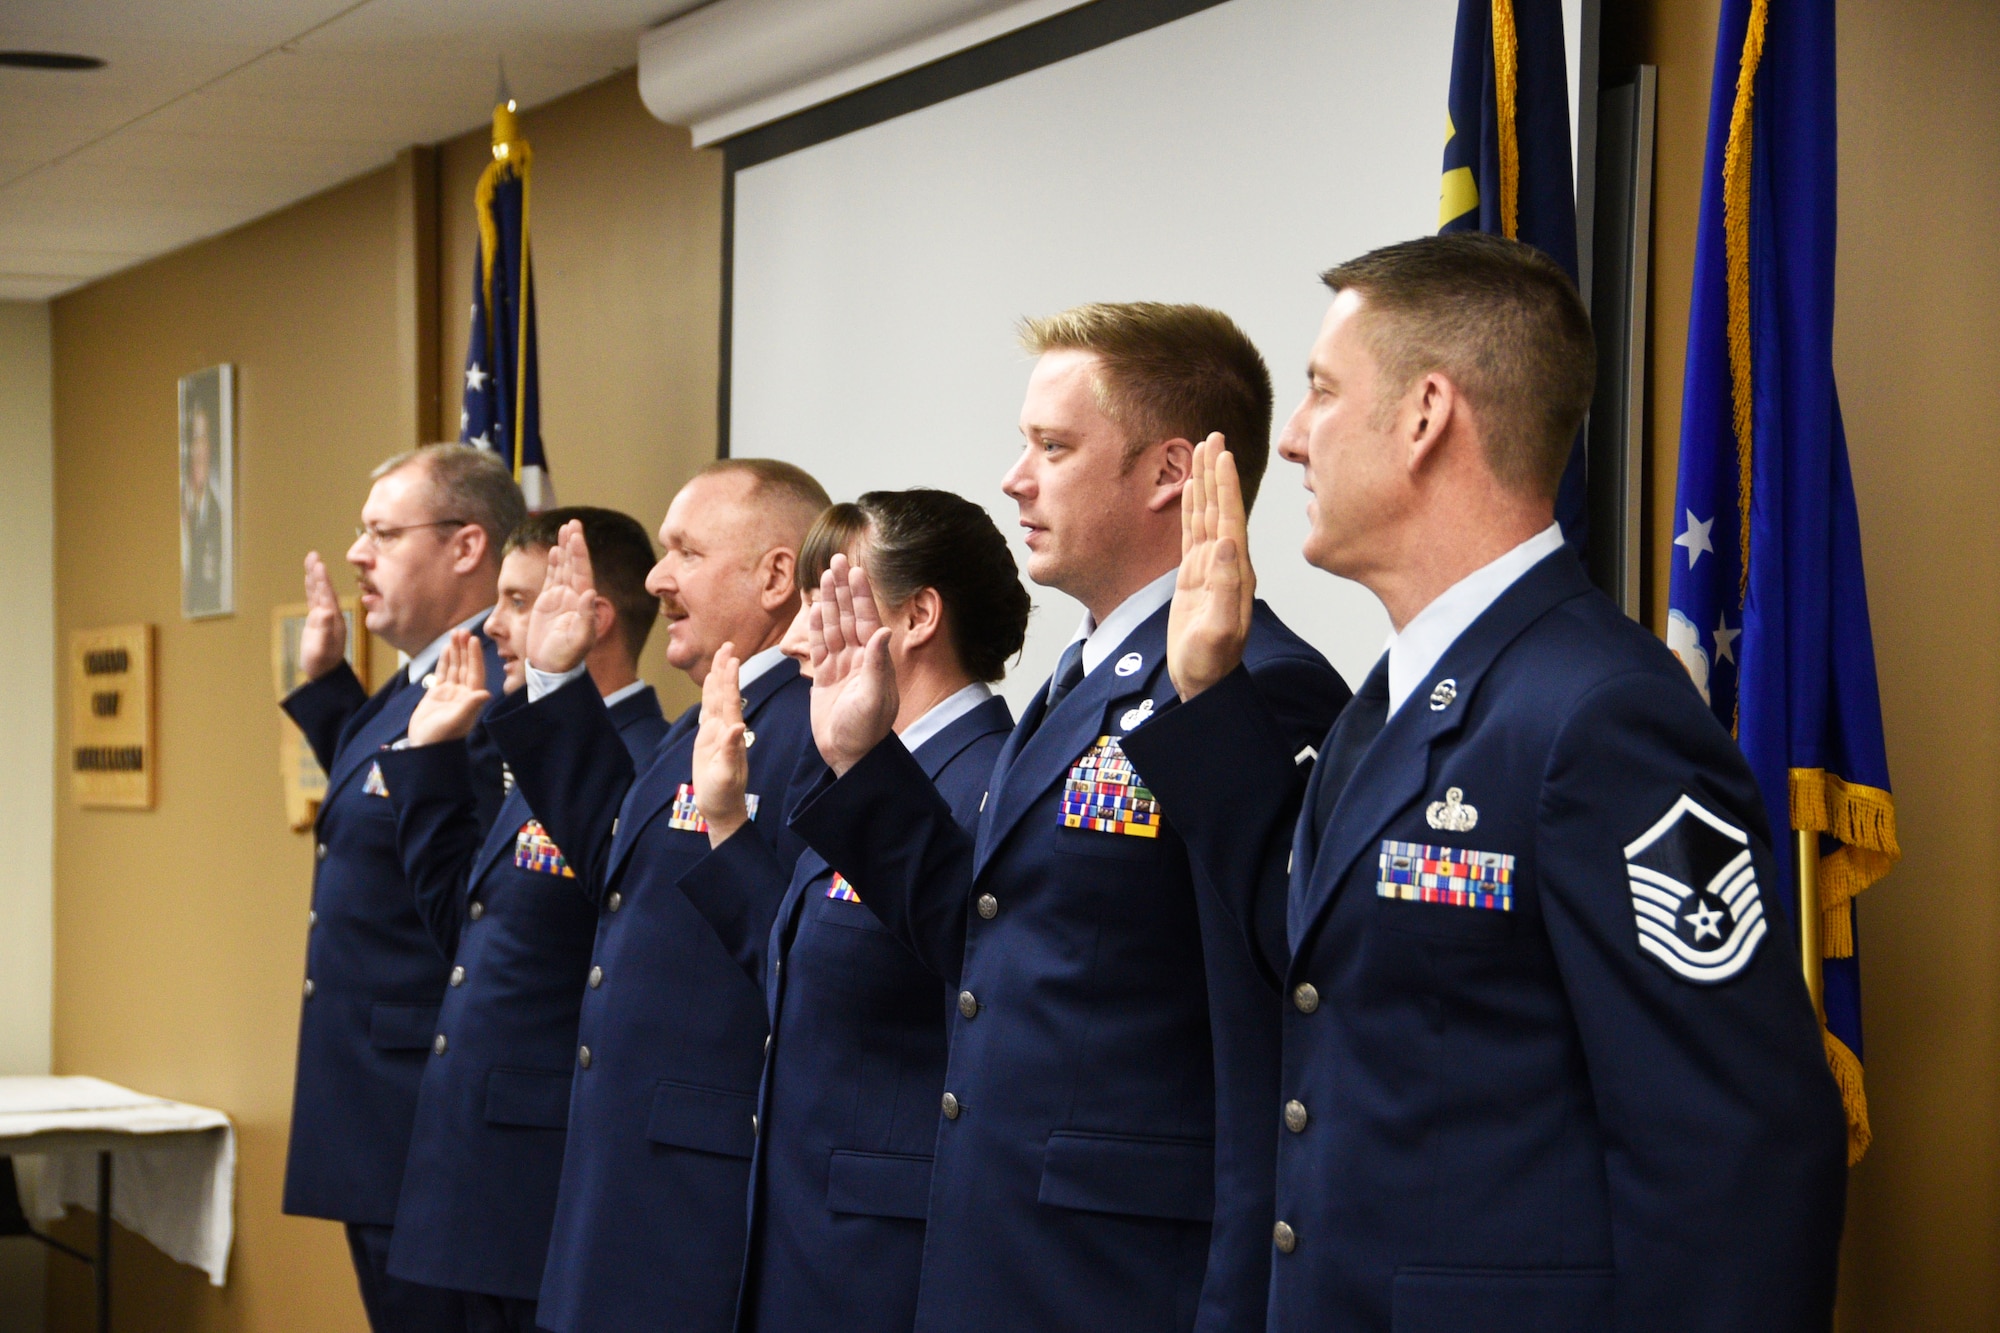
[900,586,944,651]
[1146,437,1196,513]
[451,523,491,576]
[1403,373,1461,476]
[590,594,619,647]
[758,547,799,612]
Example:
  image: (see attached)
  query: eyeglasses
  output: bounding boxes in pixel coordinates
[354,519,469,550]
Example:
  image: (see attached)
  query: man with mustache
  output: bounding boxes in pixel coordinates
[479,459,829,1333]
[281,443,521,1331]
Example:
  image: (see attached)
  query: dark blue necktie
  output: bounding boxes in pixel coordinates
[1314,653,1390,831]
[1044,639,1087,712]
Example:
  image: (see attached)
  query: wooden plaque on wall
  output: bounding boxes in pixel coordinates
[271,599,368,831]
[69,624,156,810]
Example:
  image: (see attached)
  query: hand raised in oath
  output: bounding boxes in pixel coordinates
[692,643,753,847]
[808,553,899,777]
[406,630,492,746]
[526,520,600,676]
[1166,433,1257,701]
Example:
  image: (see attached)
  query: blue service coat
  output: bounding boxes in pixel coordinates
[377,685,669,1299]
[678,695,1013,1333]
[279,633,508,1224]
[791,602,1343,1332]
[483,661,815,1333]
[1122,551,1849,1333]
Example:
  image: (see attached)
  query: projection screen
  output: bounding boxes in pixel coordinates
[729,0,1584,708]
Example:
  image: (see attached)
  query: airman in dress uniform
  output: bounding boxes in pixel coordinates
[478,460,829,1333]
[280,443,522,1332]
[1122,233,1848,1332]
[677,490,1027,1332]
[794,304,1348,1332]
[372,508,669,1333]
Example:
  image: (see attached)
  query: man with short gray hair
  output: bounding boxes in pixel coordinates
[281,442,519,1331]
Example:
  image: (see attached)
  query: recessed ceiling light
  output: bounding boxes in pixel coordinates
[0,52,107,71]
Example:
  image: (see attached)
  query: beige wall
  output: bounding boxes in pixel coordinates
[43,70,719,1332]
[1629,0,2000,1326]
[0,299,54,1330]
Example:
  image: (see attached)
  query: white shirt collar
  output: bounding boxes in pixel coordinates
[602,679,649,709]
[1385,523,1566,718]
[1070,567,1179,677]
[737,644,789,690]
[405,610,489,685]
[898,681,994,755]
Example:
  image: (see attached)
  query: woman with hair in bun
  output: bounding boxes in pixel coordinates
[677,488,1031,1333]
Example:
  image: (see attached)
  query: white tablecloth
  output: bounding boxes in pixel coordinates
[0,1076,235,1286]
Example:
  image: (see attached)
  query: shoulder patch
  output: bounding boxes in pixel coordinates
[1623,793,1766,984]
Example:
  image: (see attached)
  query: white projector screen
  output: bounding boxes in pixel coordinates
[731,0,1583,709]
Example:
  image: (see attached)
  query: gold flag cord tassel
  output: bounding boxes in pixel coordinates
[1490,0,1520,240]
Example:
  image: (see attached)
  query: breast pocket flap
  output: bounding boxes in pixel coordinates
[1037,1131,1213,1222]
[645,1081,756,1159]
[826,1149,933,1219]
[484,1067,573,1129]
[367,1001,440,1051]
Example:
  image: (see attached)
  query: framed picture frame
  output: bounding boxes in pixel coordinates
[178,364,235,619]
[271,598,368,830]
[70,624,156,810]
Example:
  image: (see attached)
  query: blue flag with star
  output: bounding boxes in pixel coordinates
[1669,0,1896,1163]
[460,101,552,510]
[1438,0,1585,559]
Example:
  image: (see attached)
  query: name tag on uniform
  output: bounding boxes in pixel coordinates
[362,760,390,798]
[826,871,861,903]
[1377,840,1515,911]
[1060,736,1160,838]
[514,819,574,877]
[667,784,759,834]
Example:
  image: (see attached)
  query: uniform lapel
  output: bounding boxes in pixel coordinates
[324,673,416,799]
[977,612,1166,877]
[1291,552,1595,953]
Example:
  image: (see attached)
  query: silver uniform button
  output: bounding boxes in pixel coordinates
[315,843,328,862]
[607,892,622,913]
[302,979,315,998]
[976,893,998,920]
[1292,983,1320,1014]
[958,991,979,1020]
[468,900,484,921]
[588,966,603,989]
[1284,1099,1308,1133]
[433,1034,447,1055]
[450,966,465,987]
[940,1092,961,1120]
[308,909,317,927]
[578,1046,592,1069]
[1273,1221,1296,1254]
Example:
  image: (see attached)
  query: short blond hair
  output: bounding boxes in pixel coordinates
[372,443,525,568]
[694,458,831,586]
[1018,302,1274,509]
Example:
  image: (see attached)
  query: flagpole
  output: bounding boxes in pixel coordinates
[1795,830,1824,1019]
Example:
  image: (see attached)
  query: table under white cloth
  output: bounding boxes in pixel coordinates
[0,1075,235,1286]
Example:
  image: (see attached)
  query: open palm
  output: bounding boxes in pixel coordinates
[692,644,752,846]
[1166,434,1257,701]
[526,520,601,675]
[407,630,491,745]
[809,554,900,777]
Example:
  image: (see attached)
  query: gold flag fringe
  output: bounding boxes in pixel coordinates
[473,103,532,391]
[1790,768,1901,958]
[1723,0,1768,607]
[1824,1029,1872,1166]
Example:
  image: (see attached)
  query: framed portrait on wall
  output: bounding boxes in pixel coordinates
[179,364,234,619]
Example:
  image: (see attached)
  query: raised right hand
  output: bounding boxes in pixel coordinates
[809,553,899,777]
[406,630,492,746]
[526,520,601,675]
[299,551,348,681]
[692,643,752,847]
[1166,434,1256,701]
